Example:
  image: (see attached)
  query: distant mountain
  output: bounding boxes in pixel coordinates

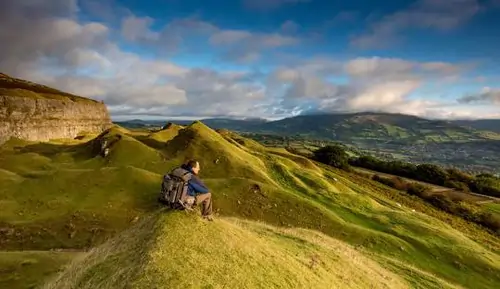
[117,117,268,131]
[197,118,268,131]
[249,112,500,144]
[114,119,166,128]
[450,119,500,133]
[115,112,500,144]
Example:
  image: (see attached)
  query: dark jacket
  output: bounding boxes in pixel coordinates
[181,164,210,196]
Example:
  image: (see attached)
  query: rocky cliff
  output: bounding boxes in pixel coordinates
[0,73,112,144]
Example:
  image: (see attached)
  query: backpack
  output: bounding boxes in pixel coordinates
[158,167,193,210]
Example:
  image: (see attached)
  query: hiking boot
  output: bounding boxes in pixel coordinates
[202,215,214,221]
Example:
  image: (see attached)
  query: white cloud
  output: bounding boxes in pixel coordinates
[345,80,421,110]
[351,0,481,48]
[276,57,470,118]
[120,14,298,63]
[284,77,341,100]
[458,87,500,105]
[273,68,301,82]
[345,57,415,79]
[0,0,110,75]
[0,0,495,120]
[0,1,263,117]
[121,15,159,42]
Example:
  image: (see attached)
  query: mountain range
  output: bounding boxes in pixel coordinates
[451,119,500,133]
[117,112,500,144]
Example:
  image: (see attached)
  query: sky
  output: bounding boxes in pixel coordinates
[1,0,500,120]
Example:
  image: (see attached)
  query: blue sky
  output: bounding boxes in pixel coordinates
[1,0,500,120]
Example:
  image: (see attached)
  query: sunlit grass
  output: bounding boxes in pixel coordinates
[1,122,500,289]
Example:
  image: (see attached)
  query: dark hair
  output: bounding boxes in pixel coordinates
[186,159,199,168]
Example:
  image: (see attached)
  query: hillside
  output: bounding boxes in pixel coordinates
[1,122,500,288]
[118,113,500,174]
[118,113,500,144]
[251,113,500,143]
[0,73,111,144]
[451,119,500,133]
[116,117,267,131]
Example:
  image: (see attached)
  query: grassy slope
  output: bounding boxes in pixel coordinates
[486,202,500,215]
[43,212,412,289]
[0,251,81,289]
[1,122,500,288]
[352,167,496,203]
[0,128,164,250]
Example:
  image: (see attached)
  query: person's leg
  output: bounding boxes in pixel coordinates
[195,192,213,218]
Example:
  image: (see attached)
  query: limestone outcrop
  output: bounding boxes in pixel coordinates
[0,73,112,144]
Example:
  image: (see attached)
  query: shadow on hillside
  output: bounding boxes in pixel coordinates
[15,140,96,161]
[133,135,169,151]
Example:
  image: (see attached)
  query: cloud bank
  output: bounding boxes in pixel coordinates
[0,0,498,120]
[351,0,482,48]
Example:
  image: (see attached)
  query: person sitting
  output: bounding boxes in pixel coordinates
[181,159,214,221]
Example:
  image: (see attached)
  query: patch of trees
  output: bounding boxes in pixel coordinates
[312,144,351,170]
[371,175,500,234]
[349,155,500,198]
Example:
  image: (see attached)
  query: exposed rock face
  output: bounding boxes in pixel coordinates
[0,73,112,144]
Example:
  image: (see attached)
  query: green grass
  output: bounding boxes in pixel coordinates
[485,202,500,215]
[1,122,500,288]
[0,165,160,250]
[42,212,414,289]
[148,124,183,142]
[0,251,81,289]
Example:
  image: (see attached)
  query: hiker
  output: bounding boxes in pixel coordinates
[181,160,214,221]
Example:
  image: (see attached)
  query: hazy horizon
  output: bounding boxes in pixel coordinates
[110,111,500,122]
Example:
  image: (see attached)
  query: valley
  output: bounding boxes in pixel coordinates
[1,122,500,289]
[117,113,500,175]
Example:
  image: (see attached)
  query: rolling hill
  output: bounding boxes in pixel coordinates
[116,117,268,131]
[1,121,500,289]
[118,112,500,144]
[253,112,500,143]
[117,113,500,174]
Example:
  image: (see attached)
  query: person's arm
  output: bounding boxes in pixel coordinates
[188,177,209,194]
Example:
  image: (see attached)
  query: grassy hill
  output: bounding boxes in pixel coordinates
[252,112,500,143]
[0,73,98,103]
[1,122,500,288]
[118,112,500,144]
[117,113,500,174]
[41,212,410,289]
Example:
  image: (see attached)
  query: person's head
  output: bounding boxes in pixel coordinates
[186,159,200,174]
